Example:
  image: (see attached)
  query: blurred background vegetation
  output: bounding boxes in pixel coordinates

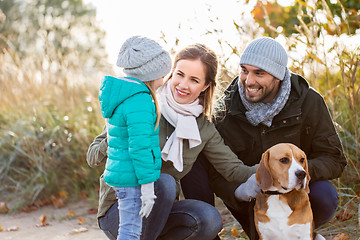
[0,0,359,238]
[0,0,111,208]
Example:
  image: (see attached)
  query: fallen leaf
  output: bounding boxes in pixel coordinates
[77,217,85,225]
[35,214,50,227]
[70,227,88,234]
[335,209,353,221]
[0,225,3,232]
[332,232,350,240]
[218,228,226,236]
[59,190,68,198]
[0,202,9,214]
[51,191,68,208]
[21,205,37,212]
[231,224,239,237]
[79,190,88,199]
[33,198,52,208]
[88,208,97,214]
[67,210,75,217]
[6,226,19,231]
[21,198,51,212]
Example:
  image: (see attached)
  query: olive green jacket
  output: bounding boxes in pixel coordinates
[87,115,257,219]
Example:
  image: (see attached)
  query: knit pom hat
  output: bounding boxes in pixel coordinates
[116,36,172,82]
[240,37,288,80]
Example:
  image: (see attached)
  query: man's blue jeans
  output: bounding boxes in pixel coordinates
[99,174,222,240]
[113,186,142,240]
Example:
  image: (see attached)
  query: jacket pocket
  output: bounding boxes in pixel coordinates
[327,134,343,155]
[151,149,162,170]
[151,149,156,163]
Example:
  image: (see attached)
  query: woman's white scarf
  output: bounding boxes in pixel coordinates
[159,79,203,172]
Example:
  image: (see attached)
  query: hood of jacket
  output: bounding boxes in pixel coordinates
[99,76,150,118]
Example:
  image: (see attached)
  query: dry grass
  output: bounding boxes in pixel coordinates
[0,46,107,209]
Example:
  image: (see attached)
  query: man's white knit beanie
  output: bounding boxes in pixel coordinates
[240,37,288,80]
[116,36,172,82]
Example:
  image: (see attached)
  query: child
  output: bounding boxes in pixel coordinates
[98,36,171,240]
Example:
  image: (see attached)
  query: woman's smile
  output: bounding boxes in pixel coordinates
[175,88,189,97]
[170,59,209,104]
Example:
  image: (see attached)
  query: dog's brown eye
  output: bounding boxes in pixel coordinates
[300,158,305,164]
[279,157,290,164]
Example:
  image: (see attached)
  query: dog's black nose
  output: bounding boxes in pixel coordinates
[295,170,306,180]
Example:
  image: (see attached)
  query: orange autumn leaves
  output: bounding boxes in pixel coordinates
[218,224,247,239]
[0,190,95,235]
[230,225,244,238]
[51,190,69,208]
[20,189,89,212]
[0,209,89,234]
[20,190,69,212]
[35,214,50,227]
[0,202,9,214]
[35,212,84,227]
[65,210,90,235]
[0,225,19,232]
[335,189,360,222]
[332,232,351,240]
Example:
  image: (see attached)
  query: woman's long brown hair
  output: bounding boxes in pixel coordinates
[144,81,161,130]
[165,44,218,120]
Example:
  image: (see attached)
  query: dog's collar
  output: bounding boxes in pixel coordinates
[261,189,297,195]
[261,190,284,195]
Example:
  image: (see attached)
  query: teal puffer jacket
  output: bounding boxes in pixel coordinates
[99,76,161,187]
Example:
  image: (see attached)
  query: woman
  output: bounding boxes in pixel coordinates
[87,44,258,240]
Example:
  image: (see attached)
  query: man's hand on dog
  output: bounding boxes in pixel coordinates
[235,174,260,202]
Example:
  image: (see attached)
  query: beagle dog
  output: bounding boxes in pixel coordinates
[254,143,325,240]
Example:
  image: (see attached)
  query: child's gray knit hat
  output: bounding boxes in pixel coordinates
[240,37,288,80]
[116,36,172,82]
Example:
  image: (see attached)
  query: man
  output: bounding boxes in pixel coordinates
[195,37,347,240]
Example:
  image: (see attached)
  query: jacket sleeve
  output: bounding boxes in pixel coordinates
[202,120,258,183]
[208,164,242,209]
[86,125,108,168]
[124,93,160,185]
[303,90,347,182]
[200,120,257,208]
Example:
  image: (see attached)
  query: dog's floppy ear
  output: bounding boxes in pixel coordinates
[304,156,311,194]
[256,149,273,191]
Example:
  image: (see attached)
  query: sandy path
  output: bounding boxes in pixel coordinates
[0,200,107,240]
[0,199,338,240]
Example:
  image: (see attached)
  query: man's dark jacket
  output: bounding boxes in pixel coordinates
[208,73,347,208]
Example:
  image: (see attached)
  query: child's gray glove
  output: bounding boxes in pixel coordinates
[139,182,156,218]
[234,174,260,202]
